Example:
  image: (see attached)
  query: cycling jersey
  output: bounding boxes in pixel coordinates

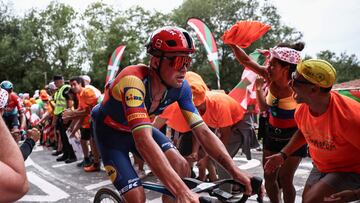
[3,92,24,117]
[100,65,203,132]
[92,65,204,194]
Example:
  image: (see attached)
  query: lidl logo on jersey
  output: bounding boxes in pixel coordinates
[104,165,117,183]
[125,88,144,107]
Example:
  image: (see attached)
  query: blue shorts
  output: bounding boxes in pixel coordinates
[91,104,175,194]
[3,114,20,130]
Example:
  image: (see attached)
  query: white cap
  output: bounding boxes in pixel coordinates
[81,75,91,84]
[48,82,56,90]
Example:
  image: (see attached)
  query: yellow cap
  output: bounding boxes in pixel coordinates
[296,59,336,88]
[185,71,209,106]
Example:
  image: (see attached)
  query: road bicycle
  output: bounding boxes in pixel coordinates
[93,176,263,203]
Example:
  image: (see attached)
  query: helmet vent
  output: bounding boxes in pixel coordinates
[165,40,177,47]
[183,32,193,49]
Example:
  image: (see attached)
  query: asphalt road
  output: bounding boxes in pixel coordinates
[18,145,313,203]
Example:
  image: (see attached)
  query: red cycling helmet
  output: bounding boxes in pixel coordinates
[146,26,195,57]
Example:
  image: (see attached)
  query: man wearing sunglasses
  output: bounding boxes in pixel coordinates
[264,59,360,203]
[91,26,258,203]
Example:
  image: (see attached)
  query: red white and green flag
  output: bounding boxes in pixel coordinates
[106,45,126,84]
[187,18,221,89]
[229,50,268,110]
[337,89,360,102]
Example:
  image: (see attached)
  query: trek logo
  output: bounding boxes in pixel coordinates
[125,88,143,107]
[104,165,117,183]
[120,181,139,194]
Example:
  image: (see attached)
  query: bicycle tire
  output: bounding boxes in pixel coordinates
[93,187,124,203]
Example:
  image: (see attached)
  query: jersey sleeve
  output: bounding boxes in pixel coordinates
[116,75,151,131]
[177,80,204,129]
[14,95,25,113]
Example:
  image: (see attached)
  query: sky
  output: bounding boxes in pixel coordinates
[6,0,360,59]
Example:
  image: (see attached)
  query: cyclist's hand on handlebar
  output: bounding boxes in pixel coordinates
[233,172,252,195]
[264,153,284,174]
[176,191,200,203]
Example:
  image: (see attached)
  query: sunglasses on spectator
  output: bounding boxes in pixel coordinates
[164,56,192,71]
[291,72,314,86]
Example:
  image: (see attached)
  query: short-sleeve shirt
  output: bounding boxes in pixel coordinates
[160,91,245,131]
[100,65,204,133]
[77,87,99,128]
[295,91,360,173]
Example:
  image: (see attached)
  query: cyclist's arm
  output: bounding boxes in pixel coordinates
[219,126,232,146]
[192,124,252,195]
[19,111,27,131]
[229,44,269,80]
[0,116,28,202]
[132,126,196,200]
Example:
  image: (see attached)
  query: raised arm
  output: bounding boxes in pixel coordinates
[0,116,29,202]
[229,44,269,81]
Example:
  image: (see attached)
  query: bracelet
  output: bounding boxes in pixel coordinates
[279,151,288,160]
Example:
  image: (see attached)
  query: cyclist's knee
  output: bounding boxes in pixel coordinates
[175,156,190,177]
[122,187,146,203]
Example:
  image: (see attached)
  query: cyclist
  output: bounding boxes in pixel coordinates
[92,26,257,203]
[1,80,26,142]
[264,59,360,203]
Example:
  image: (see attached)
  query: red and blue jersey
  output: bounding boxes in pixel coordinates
[4,92,24,117]
[100,65,204,133]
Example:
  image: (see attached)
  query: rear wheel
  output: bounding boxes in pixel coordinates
[93,188,124,203]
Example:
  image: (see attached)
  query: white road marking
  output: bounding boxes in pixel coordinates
[233,157,261,170]
[52,160,81,168]
[85,180,112,191]
[19,171,69,202]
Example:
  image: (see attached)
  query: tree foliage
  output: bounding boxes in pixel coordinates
[0,0,359,94]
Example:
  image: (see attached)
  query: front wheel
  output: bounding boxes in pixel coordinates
[93,187,124,203]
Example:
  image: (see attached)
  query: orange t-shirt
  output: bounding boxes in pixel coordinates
[201,91,245,128]
[77,87,99,128]
[160,91,246,131]
[295,91,360,173]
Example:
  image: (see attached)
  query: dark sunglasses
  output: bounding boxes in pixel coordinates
[164,56,192,71]
[291,72,313,85]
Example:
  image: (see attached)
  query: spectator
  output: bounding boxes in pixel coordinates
[264,59,360,203]
[52,75,77,163]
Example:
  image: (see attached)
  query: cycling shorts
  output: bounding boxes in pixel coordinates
[3,114,20,130]
[91,104,175,195]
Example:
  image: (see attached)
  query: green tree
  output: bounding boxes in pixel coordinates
[317,50,360,84]
[39,2,82,78]
[81,3,169,89]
